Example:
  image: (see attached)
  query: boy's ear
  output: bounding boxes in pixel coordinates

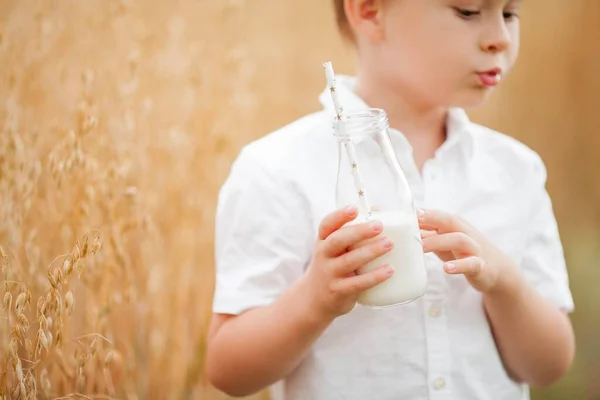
[344,0,386,42]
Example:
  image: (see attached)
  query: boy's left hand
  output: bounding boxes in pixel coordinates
[417,208,518,293]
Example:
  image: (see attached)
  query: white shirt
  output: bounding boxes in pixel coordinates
[212,76,575,400]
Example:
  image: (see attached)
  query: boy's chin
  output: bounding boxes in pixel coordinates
[450,88,496,110]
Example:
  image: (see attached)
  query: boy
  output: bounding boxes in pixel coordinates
[206,1,576,399]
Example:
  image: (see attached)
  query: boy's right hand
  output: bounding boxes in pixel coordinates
[305,205,395,319]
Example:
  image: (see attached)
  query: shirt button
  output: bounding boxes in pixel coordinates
[433,377,446,390]
[428,304,441,318]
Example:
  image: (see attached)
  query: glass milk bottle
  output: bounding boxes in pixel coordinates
[333,108,427,308]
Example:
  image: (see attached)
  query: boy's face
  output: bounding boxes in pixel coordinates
[362,0,522,109]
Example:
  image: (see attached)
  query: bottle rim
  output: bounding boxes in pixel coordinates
[332,108,389,138]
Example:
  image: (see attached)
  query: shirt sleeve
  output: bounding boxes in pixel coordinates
[520,155,575,313]
[212,146,314,315]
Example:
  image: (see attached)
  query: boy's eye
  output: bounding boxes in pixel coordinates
[503,11,519,21]
[455,8,480,19]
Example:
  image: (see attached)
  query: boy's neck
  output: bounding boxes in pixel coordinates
[354,73,448,170]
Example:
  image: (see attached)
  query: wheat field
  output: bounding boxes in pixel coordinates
[0,0,599,399]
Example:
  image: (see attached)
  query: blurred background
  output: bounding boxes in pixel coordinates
[0,0,598,399]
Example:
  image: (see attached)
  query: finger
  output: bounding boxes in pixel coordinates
[334,236,394,276]
[333,264,394,296]
[431,249,455,263]
[422,232,481,255]
[347,235,381,252]
[420,229,437,240]
[444,256,485,276]
[417,209,465,234]
[323,219,384,257]
[318,206,359,240]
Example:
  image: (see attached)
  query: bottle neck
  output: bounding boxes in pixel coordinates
[333,108,389,141]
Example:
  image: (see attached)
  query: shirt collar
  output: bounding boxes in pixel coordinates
[319,75,474,160]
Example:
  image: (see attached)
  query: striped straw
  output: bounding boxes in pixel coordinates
[322,61,372,218]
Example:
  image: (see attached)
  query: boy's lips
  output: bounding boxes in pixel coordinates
[477,68,502,87]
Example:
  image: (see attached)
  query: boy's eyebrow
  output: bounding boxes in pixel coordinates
[484,0,524,6]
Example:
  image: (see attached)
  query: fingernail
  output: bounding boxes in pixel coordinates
[385,265,394,275]
[345,205,357,216]
[416,208,425,217]
[445,262,456,272]
[371,220,383,232]
[381,238,393,249]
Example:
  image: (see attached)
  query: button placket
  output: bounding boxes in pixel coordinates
[423,299,452,399]
[426,162,437,183]
[422,152,452,399]
[421,160,436,209]
[433,377,447,391]
[428,303,442,318]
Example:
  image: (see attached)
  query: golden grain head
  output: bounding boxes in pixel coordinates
[90,338,98,357]
[14,323,26,344]
[65,291,74,315]
[19,381,26,399]
[9,337,19,359]
[91,237,102,255]
[47,289,60,314]
[25,371,35,392]
[62,257,73,276]
[15,360,23,382]
[40,368,51,394]
[37,328,49,351]
[81,237,89,258]
[3,292,12,311]
[39,300,48,316]
[39,314,48,330]
[47,270,58,289]
[77,352,87,369]
[104,350,114,367]
[72,243,81,263]
[17,312,29,331]
[15,292,27,314]
[25,339,33,359]
[54,268,63,286]
[55,329,63,348]
[47,331,53,348]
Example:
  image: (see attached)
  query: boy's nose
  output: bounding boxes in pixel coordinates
[480,22,511,54]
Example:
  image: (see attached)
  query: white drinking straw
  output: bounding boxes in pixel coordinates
[322,61,372,218]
